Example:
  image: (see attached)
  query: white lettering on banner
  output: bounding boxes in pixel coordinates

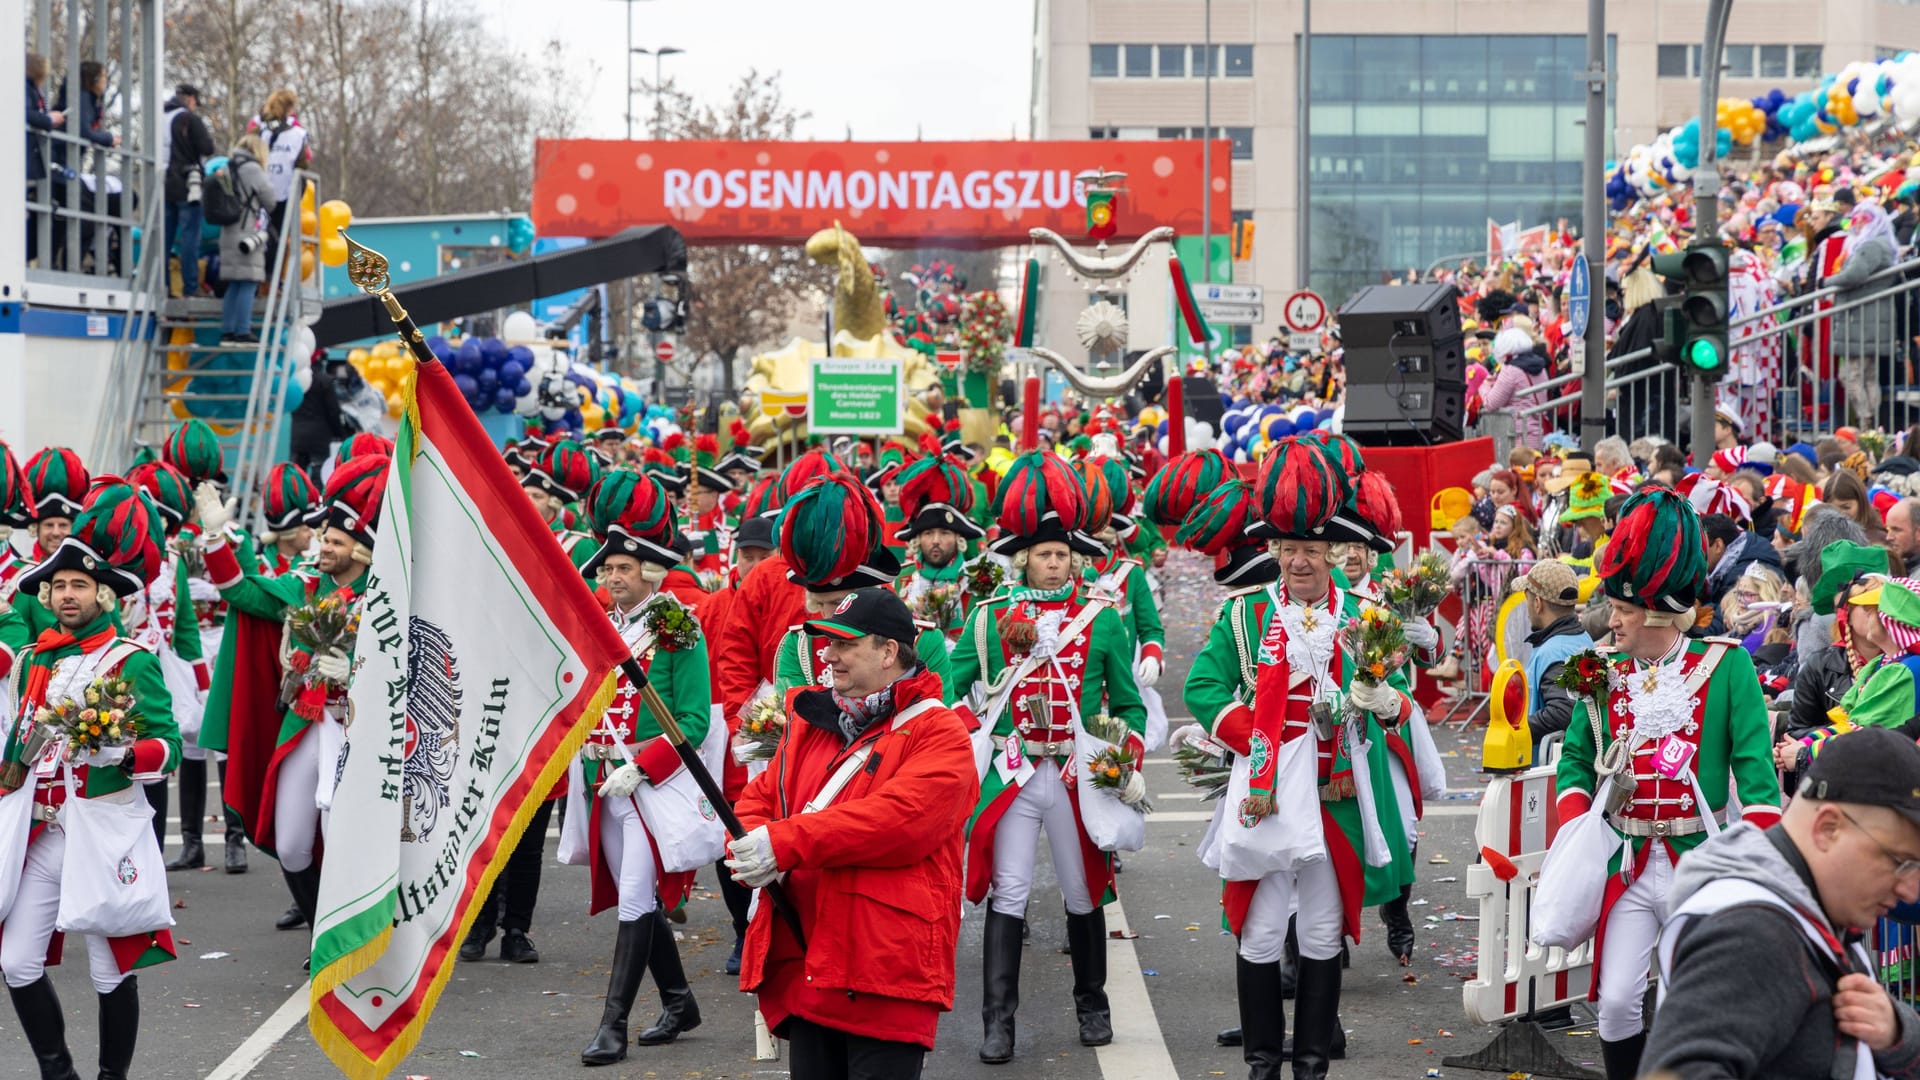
[658,168,1088,213]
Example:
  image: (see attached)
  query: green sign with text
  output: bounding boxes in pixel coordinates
[808,356,905,435]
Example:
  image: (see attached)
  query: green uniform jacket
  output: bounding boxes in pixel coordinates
[584,624,712,792]
[774,624,953,700]
[947,587,1146,744]
[3,612,180,798]
[1555,638,1783,864]
[1182,587,1415,904]
[1086,556,1164,657]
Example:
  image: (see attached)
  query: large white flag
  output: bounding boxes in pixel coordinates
[308,361,630,1079]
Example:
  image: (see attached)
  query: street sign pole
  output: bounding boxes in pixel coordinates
[1580,0,1608,455]
[1690,0,1731,467]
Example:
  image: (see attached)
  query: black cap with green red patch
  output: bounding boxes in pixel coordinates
[803,587,919,651]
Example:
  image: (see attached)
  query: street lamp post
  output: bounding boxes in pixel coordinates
[607,0,658,140]
[632,46,686,137]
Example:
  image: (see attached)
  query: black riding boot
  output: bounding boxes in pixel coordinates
[1066,910,1112,1046]
[8,976,80,1080]
[167,759,206,870]
[581,915,655,1066]
[1600,1032,1647,1080]
[284,864,322,964]
[1237,956,1286,1080]
[1289,957,1342,1080]
[144,777,168,853]
[978,910,1023,1064]
[96,976,139,1080]
[1380,883,1416,965]
[216,761,247,873]
[1281,917,1299,998]
[635,912,702,1044]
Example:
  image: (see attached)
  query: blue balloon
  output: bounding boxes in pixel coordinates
[427,335,452,360]
[506,215,536,256]
[1716,128,1731,156]
[456,338,484,372]
[507,345,534,368]
[493,387,517,413]
[498,360,525,385]
[480,337,509,364]
[453,372,478,398]
[476,368,499,394]
[514,377,532,396]
[283,380,305,413]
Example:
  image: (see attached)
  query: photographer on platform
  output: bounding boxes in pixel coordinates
[215,133,274,344]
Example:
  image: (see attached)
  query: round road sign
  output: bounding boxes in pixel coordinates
[1282,291,1328,334]
[654,339,677,363]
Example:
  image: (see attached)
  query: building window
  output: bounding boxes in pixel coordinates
[1157,126,1186,139]
[1090,126,1116,139]
[1723,44,1754,78]
[1759,44,1789,78]
[1194,43,1221,77]
[1125,44,1154,78]
[1225,44,1253,77]
[1657,44,1689,77]
[1090,44,1118,78]
[1158,44,1187,78]
[1793,44,1823,76]
[1227,126,1254,159]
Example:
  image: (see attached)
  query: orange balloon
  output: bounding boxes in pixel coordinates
[301,208,318,236]
[299,248,316,279]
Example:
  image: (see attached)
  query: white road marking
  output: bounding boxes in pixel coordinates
[1094,898,1181,1080]
[204,982,310,1080]
[1148,798,1483,823]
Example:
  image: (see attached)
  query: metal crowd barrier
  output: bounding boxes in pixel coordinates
[1436,554,1539,726]
[1878,907,1920,1006]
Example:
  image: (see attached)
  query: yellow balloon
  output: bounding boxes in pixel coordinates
[300,185,316,212]
[319,235,349,267]
[301,208,318,236]
[372,339,399,359]
[387,391,405,418]
[318,200,353,235]
[347,348,371,368]
[581,402,605,432]
[299,248,316,279]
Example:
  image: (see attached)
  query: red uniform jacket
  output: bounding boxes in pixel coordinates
[714,553,807,721]
[734,668,978,1047]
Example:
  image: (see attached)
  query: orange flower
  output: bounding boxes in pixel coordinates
[1368,662,1387,679]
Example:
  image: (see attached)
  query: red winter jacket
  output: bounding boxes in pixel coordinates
[735,667,978,1038]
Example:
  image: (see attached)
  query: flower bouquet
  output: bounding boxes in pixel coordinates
[282,588,360,721]
[644,595,702,652]
[1173,737,1232,802]
[733,695,785,764]
[965,558,1004,608]
[0,675,144,792]
[1082,712,1151,813]
[1340,601,1409,730]
[910,583,961,630]
[1379,552,1450,619]
[1553,647,1612,699]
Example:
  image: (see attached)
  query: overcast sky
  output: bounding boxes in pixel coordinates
[482,0,1035,142]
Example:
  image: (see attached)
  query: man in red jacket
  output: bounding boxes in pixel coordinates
[728,588,978,1078]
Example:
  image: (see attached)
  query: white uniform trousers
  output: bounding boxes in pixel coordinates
[1,827,127,992]
[273,719,338,873]
[1385,753,1419,839]
[599,793,660,921]
[1239,858,1345,964]
[989,759,1094,918]
[1595,840,1675,1041]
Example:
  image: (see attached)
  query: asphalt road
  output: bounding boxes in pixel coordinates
[4,553,1606,1079]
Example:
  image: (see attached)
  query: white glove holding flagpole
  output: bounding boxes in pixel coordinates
[726,826,781,887]
[192,481,234,539]
[597,762,643,798]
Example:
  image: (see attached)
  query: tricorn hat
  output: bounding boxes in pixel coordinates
[19,478,166,597]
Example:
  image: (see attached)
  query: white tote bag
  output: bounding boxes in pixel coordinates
[0,773,40,923]
[633,761,728,873]
[1406,705,1449,800]
[55,769,174,937]
[1210,734,1327,881]
[1345,721,1393,868]
[1530,781,1624,949]
[1072,722,1146,853]
[555,758,590,867]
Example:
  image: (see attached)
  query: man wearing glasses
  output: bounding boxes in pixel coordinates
[1645,726,1920,1079]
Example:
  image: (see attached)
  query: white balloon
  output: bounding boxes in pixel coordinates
[286,322,316,363]
[502,310,538,343]
[293,364,313,393]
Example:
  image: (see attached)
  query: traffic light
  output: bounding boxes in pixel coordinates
[1650,242,1729,377]
[1231,217,1256,262]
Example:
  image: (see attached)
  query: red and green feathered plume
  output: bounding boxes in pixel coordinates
[994,450,1089,536]
[778,471,894,589]
[1351,470,1403,550]
[321,455,391,547]
[741,475,781,521]
[334,432,394,467]
[0,440,31,528]
[587,469,673,543]
[73,479,166,594]
[1142,448,1230,528]
[775,447,848,506]
[261,462,320,533]
[127,445,159,470]
[693,433,722,470]
[128,461,194,534]
[1254,437,1340,540]
[1298,430,1362,510]
[527,439,599,502]
[662,431,690,465]
[1074,458,1117,535]
[162,418,227,486]
[1596,485,1708,614]
[1085,456,1136,518]
[1176,479,1255,555]
[24,446,89,521]
[897,456,973,519]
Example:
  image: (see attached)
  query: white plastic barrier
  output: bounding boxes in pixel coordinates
[1460,741,1597,1025]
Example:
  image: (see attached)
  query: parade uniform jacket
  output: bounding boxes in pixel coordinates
[582,602,711,916]
[735,667,977,1050]
[1183,583,1417,941]
[2,611,180,973]
[948,582,1146,909]
[714,553,808,720]
[1555,637,1782,998]
[1086,551,1165,669]
[196,537,367,857]
[774,622,953,702]
[548,514,595,572]
[685,507,730,577]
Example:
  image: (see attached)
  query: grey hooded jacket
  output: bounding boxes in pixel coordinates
[1642,821,1920,1079]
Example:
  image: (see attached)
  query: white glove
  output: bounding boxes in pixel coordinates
[1348,680,1402,720]
[1403,618,1440,652]
[596,762,643,798]
[192,482,234,538]
[313,649,351,685]
[726,826,780,887]
[1134,653,1163,687]
[77,744,128,768]
[1169,723,1207,751]
[1118,768,1148,806]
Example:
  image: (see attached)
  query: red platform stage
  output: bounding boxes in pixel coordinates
[1362,436,1494,550]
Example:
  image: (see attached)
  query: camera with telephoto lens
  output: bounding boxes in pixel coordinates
[235,229,266,255]
[185,164,202,204]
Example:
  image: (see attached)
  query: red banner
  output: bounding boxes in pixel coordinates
[532,139,1233,247]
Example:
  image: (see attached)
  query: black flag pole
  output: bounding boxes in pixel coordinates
[616,658,806,948]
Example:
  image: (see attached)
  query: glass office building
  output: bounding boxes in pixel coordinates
[1306,35,1615,302]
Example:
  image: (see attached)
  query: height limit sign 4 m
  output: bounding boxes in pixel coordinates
[1283,290,1327,352]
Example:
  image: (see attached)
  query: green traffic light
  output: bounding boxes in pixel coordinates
[1685,338,1723,372]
